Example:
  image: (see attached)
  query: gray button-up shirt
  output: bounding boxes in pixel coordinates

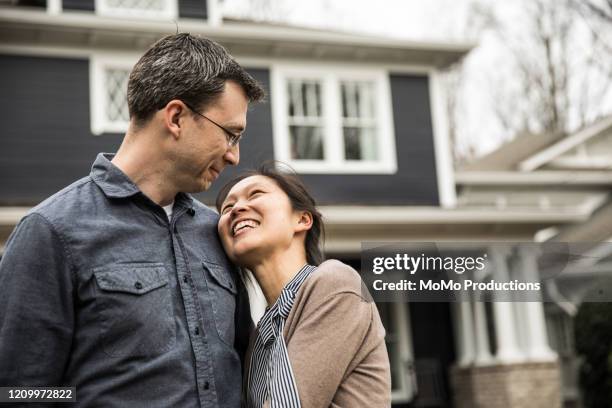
[0,153,244,407]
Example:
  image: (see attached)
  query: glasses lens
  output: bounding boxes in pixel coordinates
[229,133,242,147]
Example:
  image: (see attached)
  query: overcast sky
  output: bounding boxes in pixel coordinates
[223,0,612,160]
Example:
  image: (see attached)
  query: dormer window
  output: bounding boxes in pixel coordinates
[271,65,397,174]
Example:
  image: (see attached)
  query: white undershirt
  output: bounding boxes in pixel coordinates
[162,202,174,221]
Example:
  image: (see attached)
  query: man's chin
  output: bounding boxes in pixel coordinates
[183,178,213,193]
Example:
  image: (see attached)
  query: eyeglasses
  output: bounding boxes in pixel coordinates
[182,101,243,147]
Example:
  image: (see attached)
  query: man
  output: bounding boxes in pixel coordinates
[0,33,264,407]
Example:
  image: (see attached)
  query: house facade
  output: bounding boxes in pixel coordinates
[2,1,610,407]
[455,115,612,408]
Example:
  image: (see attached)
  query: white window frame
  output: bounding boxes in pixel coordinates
[271,64,397,174]
[90,53,138,135]
[94,0,178,20]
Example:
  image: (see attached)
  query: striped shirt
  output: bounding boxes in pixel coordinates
[246,264,317,408]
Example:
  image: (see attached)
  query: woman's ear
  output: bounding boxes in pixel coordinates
[295,210,313,233]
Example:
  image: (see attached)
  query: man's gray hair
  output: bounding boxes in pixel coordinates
[127,33,265,125]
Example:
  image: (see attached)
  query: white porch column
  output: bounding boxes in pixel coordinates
[515,246,557,362]
[452,288,476,367]
[490,247,524,363]
[473,296,493,365]
[47,0,62,14]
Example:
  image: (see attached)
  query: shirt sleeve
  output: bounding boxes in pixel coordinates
[0,213,75,386]
[285,291,376,408]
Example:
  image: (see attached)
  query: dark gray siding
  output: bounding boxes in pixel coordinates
[1,55,439,207]
[0,55,271,206]
[62,0,94,12]
[0,54,123,205]
[296,74,439,206]
[15,0,46,8]
[179,0,207,19]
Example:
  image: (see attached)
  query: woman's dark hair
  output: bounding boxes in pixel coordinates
[215,161,325,266]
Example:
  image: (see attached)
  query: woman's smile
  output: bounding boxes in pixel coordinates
[232,219,260,237]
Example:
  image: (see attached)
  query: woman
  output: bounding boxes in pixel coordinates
[216,163,391,408]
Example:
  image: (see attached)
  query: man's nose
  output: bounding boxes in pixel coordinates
[224,143,239,166]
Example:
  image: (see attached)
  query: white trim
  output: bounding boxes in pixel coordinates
[94,0,178,21]
[547,156,612,170]
[271,64,397,174]
[519,115,612,171]
[455,170,612,186]
[47,0,62,15]
[0,208,30,226]
[578,194,610,214]
[429,70,456,208]
[2,204,582,228]
[0,45,434,75]
[0,8,472,67]
[236,56,433,73]
[90,53,138,135]
[319,205,590,224]
[0,44,94,59]
[207,0,222,26]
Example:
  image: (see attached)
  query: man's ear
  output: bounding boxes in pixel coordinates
[295,210,313,233]
[164,100,185,140]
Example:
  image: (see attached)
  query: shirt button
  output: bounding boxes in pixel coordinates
[194,327,200,335]
[134,281,143,290]
[183,275,188,284]
[203,381,210,390]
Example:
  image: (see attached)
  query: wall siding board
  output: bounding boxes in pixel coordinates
[0,54,122,205]
[62,0,95,12]
[178,0,207,19]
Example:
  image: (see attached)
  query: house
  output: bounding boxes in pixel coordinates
[454,115,612,408]
[3,1,610,407]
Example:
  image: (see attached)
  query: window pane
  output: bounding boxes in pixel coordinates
[288,80,322,118]
[341,80,375,119]
[105,0,166,12]
[105,68,130,122]
[290,126,324,160]
[344,127,378,161]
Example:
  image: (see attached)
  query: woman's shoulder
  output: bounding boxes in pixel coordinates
[303,259,366,299]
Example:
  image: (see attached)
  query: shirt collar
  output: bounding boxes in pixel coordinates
[89,153,194,208]
[90,153,141,198]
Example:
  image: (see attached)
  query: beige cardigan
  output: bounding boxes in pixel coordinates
[244,259,392,407]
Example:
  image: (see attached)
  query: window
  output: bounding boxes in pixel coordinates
[272,66,397,173]
[90,54,136,135]
[94,0,177,19]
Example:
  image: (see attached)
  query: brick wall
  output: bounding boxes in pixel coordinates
[451,362,562,408]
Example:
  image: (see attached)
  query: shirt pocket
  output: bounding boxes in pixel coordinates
[201,261,238,347]
[93,263,176,358]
